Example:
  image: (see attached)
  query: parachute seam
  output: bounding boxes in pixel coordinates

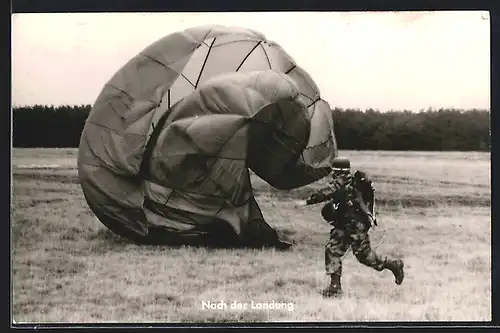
[193,125,249,206]
[170,122,235,199]
[155,153,245,161]
[214,204,225,217]
[107,101,125,120]
[303,133,334,149]
[258,43,272,69]
[198,91,223,116]
[215,161,251,212]
[235,41,262,72]
[158,186,226,199]
[86,120,142,136]
[299,92,314,102]
[140,54,169,71]
[180,73,196,88]
[279,97,310,150]
[209,39,263,49]
[169,191,224,212]
[105,84,148,104]
[104,84,155,121]
[162,175,252,217]
[139,54,195,88]
[164,188,176,207]
[307,97,321,109]
[275,101,286,131]
[144,198,198,227]
[119,96,134,114]
[297,155,332,178]
[146,194,253,229]
[276,94,305,133]
[146,180,227,199]
[145,182,257,228]
[248,111,307,183]
[285,65,296,74]
[195,38,216,88]
[308,98,318,121]
[81,134,117,172]
[202,27,215,43]
[200,119,246,159]
[272,100,298,149]
[139,99,185,178]
[249,117,303,149]
[300,135,335,172]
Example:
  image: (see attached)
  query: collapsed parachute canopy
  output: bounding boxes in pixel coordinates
[78,25,338,246]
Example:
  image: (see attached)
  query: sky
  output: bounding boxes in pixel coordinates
[11,11,491,112]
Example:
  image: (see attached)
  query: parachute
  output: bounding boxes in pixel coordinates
[77,25,338,247]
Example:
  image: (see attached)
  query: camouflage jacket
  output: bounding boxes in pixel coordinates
[311,172,376,227]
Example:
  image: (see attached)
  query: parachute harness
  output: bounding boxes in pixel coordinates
[259,177,389,268]
[272,196,388,261]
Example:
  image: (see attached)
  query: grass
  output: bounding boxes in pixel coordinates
[11,148,491,323]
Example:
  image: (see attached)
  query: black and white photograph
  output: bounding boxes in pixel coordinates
[11,10,491,323]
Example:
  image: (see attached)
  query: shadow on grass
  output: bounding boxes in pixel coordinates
[91,227,295,252]
[13,170,80,184]
[377,196,490,208]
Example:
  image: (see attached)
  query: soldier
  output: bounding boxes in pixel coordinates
[306,157,404,297]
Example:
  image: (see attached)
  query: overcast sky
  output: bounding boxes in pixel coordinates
[12,11,490,111]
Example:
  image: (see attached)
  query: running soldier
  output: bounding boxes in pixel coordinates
[305,157,404,297]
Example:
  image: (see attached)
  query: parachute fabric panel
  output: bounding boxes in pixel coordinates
[78,24,338,245]
[144,71,307,236]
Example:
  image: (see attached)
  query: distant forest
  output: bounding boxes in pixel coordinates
[12,105,490,151]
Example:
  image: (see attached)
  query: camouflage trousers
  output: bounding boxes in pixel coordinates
[325,218,386,275]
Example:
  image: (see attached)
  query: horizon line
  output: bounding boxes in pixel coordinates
[10,104,492,113]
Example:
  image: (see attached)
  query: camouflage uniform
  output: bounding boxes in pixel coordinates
[309,158,404,297]
[323,171,386,274]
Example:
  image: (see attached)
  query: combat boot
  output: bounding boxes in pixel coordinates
[384,259,404,285]
[322,272,342,298]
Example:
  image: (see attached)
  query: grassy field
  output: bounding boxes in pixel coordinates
[11,148,491,323]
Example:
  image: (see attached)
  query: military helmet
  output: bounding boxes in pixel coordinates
[331,157,351,171]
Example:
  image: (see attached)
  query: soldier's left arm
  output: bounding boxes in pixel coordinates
[367,181,375,214]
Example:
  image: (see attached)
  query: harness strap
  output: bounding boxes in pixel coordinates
[354,188,376,227]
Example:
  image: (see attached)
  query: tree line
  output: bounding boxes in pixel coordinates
[12,104,490,151]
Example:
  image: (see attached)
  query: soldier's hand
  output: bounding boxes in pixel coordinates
[308,192,325,204]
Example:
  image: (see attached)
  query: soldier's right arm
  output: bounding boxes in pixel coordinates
[306,181,344,205]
